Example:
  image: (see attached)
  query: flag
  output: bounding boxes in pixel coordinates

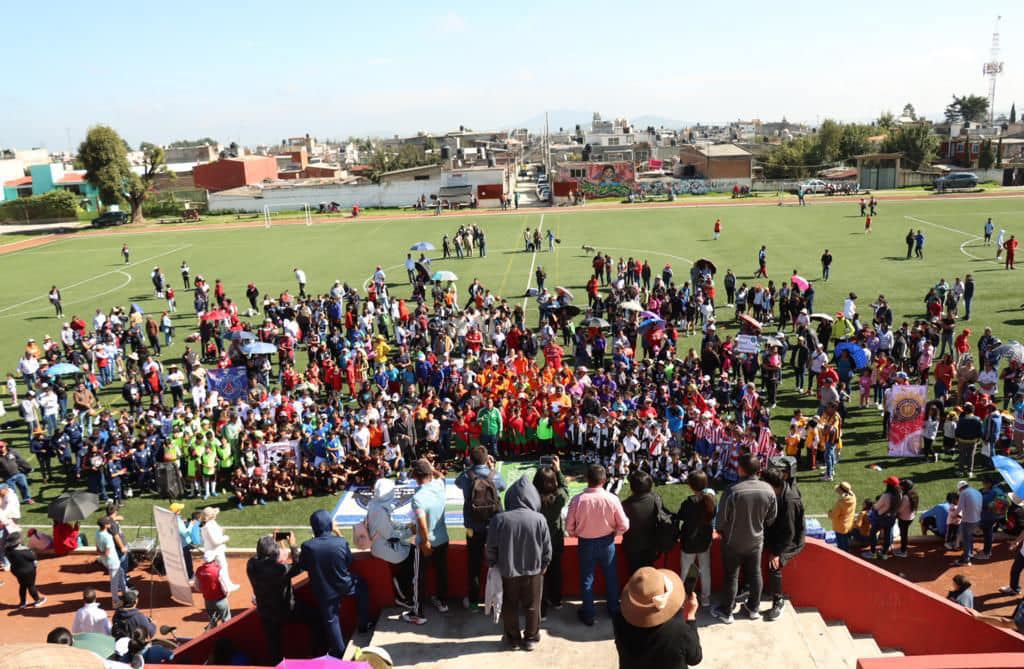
[206,366,248,402]
[886,384,926,456]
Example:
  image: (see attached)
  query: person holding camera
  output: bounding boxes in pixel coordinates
[455,447,506,610]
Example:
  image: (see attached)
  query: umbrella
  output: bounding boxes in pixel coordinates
[45,362,81,377]
[763,335,784,348]
[200,309,230,322]
[639,317,666,336]
[809,312,835,323]
[556,305,582,319]
[835,341,869,369]
[694,258,717,274]
[992,341,1024,364]
[738,314,762,331]
[410,241,435,251]
[582,317,610,329]
[414,261,431,282]
[241,342,278,355]
[1,643,106,669]
[276,657,372,669]
[790,275,810,292]
[225,330,256,342]
[640,310,660,320]
[47,491,100,524]
[619,300,643,312]
[555,286,575,301]
[993,455,1024,499]
[432,270,458,282]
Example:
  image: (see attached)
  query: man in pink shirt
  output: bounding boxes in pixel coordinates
[566,464,630,625]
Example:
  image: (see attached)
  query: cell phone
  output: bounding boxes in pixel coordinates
[684,576,697,596]
[274,531,290,542]
[539,455,555,466]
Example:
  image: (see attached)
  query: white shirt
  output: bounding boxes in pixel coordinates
[93,312,107,331]
[295,269,306,284]
[843,298,857,320]
[17,356,39,376]
[0,492,21,532]
[73,602,112,635]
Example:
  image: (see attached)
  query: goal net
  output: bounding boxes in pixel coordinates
[262,203,313,228]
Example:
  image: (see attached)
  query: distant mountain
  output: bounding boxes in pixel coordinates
[510,110,690,133]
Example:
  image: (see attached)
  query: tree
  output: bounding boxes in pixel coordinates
[877,111,896,130]
[978,139,996,169]
[168,137,218,148]
[944,94,990,124]
[839,124,874,158]
[901,103,917,120]
[1010,103,1017,125]
[881,124,939,168]
[78,126,165,223]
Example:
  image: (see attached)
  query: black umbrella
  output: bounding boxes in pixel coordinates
[414,261,431,282]
[694,258,717,275]
[557,305,582,319]
[47,491,101,524]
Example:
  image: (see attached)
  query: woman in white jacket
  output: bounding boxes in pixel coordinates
[365,479,414,608]
[200,507,239,591]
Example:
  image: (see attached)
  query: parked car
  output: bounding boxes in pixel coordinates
[91,211,130,227]
[934,172,978,191]
[800,179,829,194]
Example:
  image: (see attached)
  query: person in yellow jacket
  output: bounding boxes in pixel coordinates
[828,481,857,552]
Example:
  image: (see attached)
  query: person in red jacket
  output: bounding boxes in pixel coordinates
[1005,235,1018,270]
[195,551,232,629]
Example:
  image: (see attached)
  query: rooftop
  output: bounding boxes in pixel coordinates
[687,143,752,158]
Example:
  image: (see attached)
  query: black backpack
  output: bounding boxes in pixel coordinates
[469,471,502,525]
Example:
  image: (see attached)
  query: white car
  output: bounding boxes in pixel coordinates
[800,179,828,194]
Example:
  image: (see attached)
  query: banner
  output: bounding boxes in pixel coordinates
[206,366,248,402]
[153,506,193,605]
[735,334,760,354]
[558,162,637,198]
[886,384,926,456]
[258,439,301,469]
[331,477,465,528]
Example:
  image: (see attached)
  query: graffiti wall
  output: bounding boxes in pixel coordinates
[638,178,750,195]
[559,162,638,198]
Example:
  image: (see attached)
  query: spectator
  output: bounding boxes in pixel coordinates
[246,534,304,664]
[998,528,1024,596]
[404,458,449,625]
[567,464,630,626]
[200,507,239,592]
[955,402,983,478]
[111,589,156,641]
[486,476,552,651]
[96,516,126,607]
[6,531,46,609]
[827,482,856,553]
[0,441,34,504]
[761,467,805,621]
[622,470,670,572]
[366,478,414,608]
[195,550,232,629]
[954,480,983,566]
[299,509,371,657]
[455,446,505,610]
[533,458,569,618]
[72,588,111,635]
[613,566,702,669]
[947,574,974,610]
[677,471,716,607]
[864,477,902,560]
[711,453,777,624]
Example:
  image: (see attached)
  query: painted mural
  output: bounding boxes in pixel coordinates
[639,178,742,195]
[560,162,638,198]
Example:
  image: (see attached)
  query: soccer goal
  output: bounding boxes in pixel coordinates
[262,203,313,228]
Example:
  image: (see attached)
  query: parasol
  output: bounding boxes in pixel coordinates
[432,270,458,282]
[409,241,435,251]
[834,341,869,369]
[414,261,431,282]
[639,317,666,336]
[225,330,256,342]
[993,455,1024,499]
[45,362,81,377]
[763,335,784,348]
[130,302,144,315]
[738,314,762,331]
[693,258,717,274]
[619,300,643,312]
[47,490,100,524]
[582,317,610,329]
[555,286,575,301]
[276,657,372,669]
[200,309,230,322]
[991,341,1024,365]
[556,305,582,319]
[809,312,835,323]
[241,342,278,355]
[790,275,810,292]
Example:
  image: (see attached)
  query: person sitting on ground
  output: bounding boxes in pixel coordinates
[947,573,974,610]
[110,589,155,642]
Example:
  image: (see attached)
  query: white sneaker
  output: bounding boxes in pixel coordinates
[431,596,449,613]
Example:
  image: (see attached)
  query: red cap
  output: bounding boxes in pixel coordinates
[884,476,900,486]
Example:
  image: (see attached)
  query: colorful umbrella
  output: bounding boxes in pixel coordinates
[618,300,643,312]
[790,274,810,292]
[241,342,278,355]
[45,362,82,377]
[639,317,666,336]
[834,341,869,369]
[410,241,435,251]
[640,310,660,320]
[432,270,458,282]
[738,314,762,331]
[130,302,144,315]
[276,657,372,669]
[992,341,1024,364]
[200,309,230,322]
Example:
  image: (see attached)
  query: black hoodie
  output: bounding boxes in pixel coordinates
[299,509,356,602]
[486,476,551,578]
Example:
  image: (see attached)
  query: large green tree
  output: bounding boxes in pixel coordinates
[881,123,939,168]
[78,125,165,222]
[978,139,996,169]
[944,94,990,124]
[876,111,896,130]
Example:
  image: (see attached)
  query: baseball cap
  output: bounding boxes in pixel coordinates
[883,476,900,486]
[957,480,970,490]
[169,503,185,513]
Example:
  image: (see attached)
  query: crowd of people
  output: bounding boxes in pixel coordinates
[2,210,1023,668]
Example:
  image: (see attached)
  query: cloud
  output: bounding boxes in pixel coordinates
[437,10,467,33]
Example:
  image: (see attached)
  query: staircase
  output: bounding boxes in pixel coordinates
[367,601,902,669]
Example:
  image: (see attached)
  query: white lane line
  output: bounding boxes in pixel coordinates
[521,214,545,310]
[0,271,135,320]
[0,244,191,314]
[904,215,1000,264]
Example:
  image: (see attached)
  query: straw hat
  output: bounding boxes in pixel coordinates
[620,567,685,628]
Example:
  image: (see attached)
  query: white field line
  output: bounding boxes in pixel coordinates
[521,214,545,310]
[904,215,1000,264]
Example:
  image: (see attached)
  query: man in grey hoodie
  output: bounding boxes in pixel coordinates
[487,476,552,651]
[711,454,777,625]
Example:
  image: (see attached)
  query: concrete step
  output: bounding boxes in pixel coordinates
[793,606,852,669]
[824,620,860,669]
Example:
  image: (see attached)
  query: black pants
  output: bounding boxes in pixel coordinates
[413,542,449,617]
[898,519,913,552]
[260,600,319,664]
[390,550,415,600]
[467,530,488,604]
[15,571,40,605]
[1009,552,1024,592]
[720,544,762,613]
[765,555,787,603]
[502,573,543,643]
[542,539,564,612]
[626,548,657,574]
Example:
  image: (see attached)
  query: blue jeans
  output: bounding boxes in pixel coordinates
[964,296,973,320]
[321,576,370,658]
[578,534,619,621]
[479,433,498,457]
[4,473,32,501]
[824,443,837,479]
[109,562,127,607]
[960,521,977,561]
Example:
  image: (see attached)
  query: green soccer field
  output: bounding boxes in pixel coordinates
[2,194,1024,542]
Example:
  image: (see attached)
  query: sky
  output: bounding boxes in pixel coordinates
[2,0,1022,151]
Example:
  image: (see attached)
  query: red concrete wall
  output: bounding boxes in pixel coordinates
[193,158,278,192]
[858,654,1024,669]
[476,184,503,199]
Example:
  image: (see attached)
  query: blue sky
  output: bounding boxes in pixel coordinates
[2,0,1021,150]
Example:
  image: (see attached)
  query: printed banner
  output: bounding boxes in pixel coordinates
[331,477,465,528]
[886,384,926,457]
[153,506,193,605]
[559,162,637,198]
[206,366,248,402]
[258,439,301,469]
[735,334,760,354]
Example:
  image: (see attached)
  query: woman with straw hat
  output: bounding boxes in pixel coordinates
[613,566,702,669]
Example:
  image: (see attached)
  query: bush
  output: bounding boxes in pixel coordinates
[142,197,186,217]
[0,190,80,223]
